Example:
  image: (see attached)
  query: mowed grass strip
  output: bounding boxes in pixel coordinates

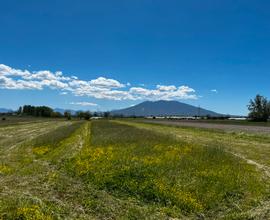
[71,120,269,219]
[0,120,73,154]
[0,121,86,219]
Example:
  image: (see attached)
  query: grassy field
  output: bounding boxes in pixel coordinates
[0,119,270,219]
[175,119,270,127]
[141,119,270,127]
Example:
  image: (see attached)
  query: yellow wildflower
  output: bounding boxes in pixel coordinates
[0,165,11,175]
[17,205,52,220]
[33,146,49,155]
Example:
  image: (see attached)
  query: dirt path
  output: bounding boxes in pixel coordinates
[228,151,270,177]
[144,120,270,135]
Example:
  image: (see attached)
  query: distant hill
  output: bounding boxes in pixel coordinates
[54,108,77,115]
[111,100,221,117]
[0,108,13,113]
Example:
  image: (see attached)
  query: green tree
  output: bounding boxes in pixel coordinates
[103,111,110,118]
[84,111,92,120]
[64,111,72,120]
[17,106,22,115]
[76,111,84,120]
[248,94,269,122]
[51,111,62,118]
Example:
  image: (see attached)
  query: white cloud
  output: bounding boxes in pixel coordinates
[157,85,177,91]
[0,75,42,90]
[211,89,218,93]
[0,64,31,77]
[129,85,197,101]
[40,79,70,90]
[89,77,124,88]
[60,91,68,95]
[70,102,98,106]
[0,64,198,101]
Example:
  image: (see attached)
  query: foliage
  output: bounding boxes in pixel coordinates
[84,111,91,120]
[103,111,110,118]
[17,106,23,115]
[19,105,63,118]
[64,111,71,120]
[50,111,62,118]
[248,94,270,122]
[22,105,54,117]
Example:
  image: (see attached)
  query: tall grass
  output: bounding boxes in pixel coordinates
[71,121,268,218]
[1,120,269,219]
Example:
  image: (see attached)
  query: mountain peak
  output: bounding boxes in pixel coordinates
[111,100,221,117]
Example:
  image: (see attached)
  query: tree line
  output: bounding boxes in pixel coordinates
[18,105,61,117]
[16,105,111,120]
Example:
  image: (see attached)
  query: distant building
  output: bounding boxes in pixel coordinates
[91,117,103,120]
[145,116,201,120]
[228,117,247,120]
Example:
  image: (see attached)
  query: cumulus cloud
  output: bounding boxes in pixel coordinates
[157,85,177,91]
[129,85,197,100]
[0,64,198,101]
[0,75,42,90]
[70,102,98,106]
[0,64,31,77]
[89,77,125,88]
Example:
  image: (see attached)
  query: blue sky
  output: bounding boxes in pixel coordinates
[0,0,270,115]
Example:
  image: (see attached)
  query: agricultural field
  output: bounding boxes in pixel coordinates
[0,119,270,219]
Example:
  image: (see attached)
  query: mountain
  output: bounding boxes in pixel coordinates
[54,108,77,115]
[0,108,13,113]
[111,100,221,117]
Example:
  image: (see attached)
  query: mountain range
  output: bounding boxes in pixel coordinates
[0,101,221,117]
[111,100,221,117]
[0,108,13,113]
[54,108,78,115]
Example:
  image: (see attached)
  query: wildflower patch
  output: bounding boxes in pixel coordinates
[0,165,12,175]
[16,205,52,220]
[32,146,49,156]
